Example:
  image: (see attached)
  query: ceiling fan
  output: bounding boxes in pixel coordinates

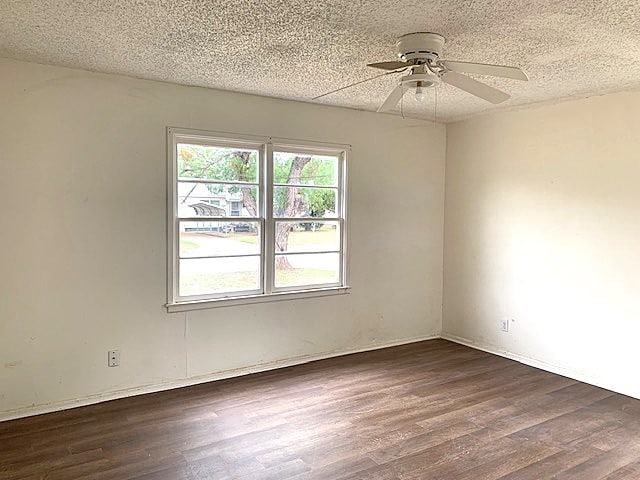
[313,32,528,112]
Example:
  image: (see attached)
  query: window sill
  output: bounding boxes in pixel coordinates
[166,286,351,313]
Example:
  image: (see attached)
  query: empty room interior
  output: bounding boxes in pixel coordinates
[2,1,640,479]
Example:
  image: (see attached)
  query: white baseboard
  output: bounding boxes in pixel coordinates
[6,332,636,422]
[0,334,439,422]
[441,333,640,400]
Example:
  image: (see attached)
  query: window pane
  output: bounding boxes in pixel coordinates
[178,182,258,218]
[179,256,260,296]
[180,221,260,258]
[178,143,258,183]
[273,152,338,186]
[274,221,339,253]
[273,186,337,218]
[274,253,339,288]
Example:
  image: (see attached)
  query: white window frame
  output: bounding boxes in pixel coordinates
[166,127,350,312]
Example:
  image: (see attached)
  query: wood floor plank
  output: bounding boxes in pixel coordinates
[496,445,606,480]
[2,339,640,479]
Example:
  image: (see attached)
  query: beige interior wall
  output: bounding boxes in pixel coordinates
[443,90,640,398]
[0,58,446,418]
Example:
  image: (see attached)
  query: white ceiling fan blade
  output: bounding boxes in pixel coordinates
[377,84,406,112]
[441,71,510,104]
[442,60,528,81]
[367,61,410,71]
[312,68,407,100]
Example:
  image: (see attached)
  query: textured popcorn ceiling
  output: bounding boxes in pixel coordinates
[1,0,640,122]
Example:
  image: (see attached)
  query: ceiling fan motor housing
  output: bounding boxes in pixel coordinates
[396,32,445,62]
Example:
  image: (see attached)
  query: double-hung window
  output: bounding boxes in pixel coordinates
[167,128,349,310]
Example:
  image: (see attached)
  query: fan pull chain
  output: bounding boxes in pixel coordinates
[434,83,438,123]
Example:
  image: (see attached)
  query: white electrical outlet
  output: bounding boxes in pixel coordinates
[501,319,510,332]
[108,350,120,367]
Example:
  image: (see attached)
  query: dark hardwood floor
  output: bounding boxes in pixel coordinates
[2,339,640,479]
